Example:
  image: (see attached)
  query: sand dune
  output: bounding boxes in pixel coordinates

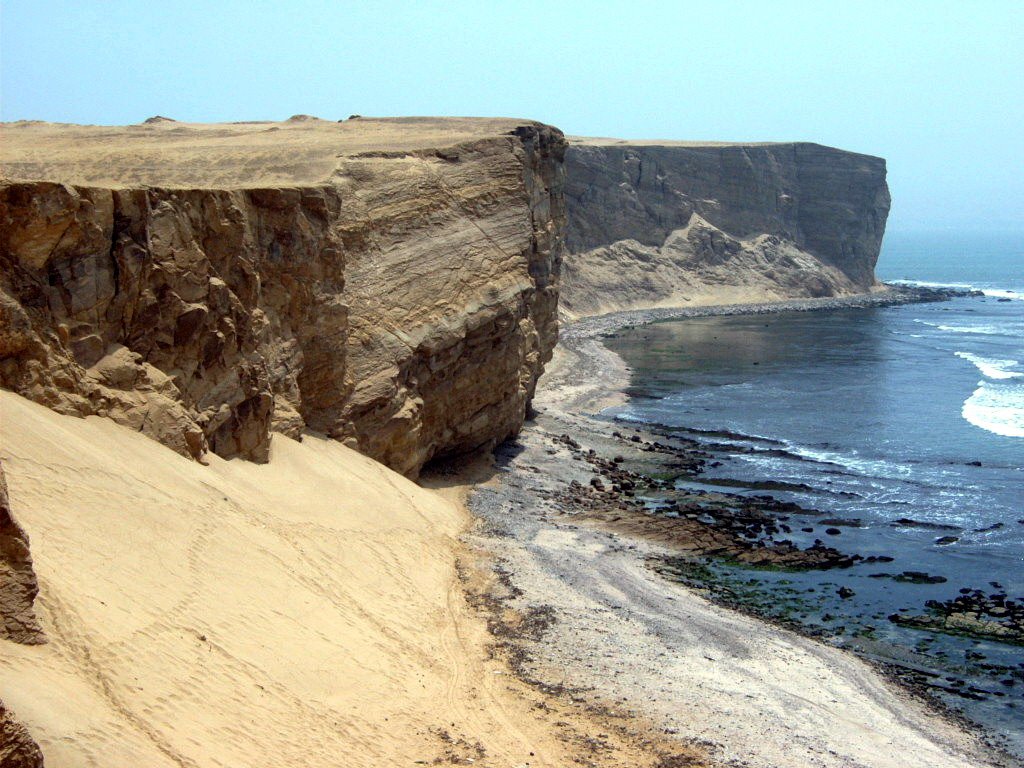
[0,391,678,767]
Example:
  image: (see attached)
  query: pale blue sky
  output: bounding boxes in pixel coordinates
[2,1,1021,231]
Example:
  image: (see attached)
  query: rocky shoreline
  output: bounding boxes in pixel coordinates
[459,285,1015,768]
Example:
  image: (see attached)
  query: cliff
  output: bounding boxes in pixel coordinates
[561,139,890,317]
[0,117,566,476]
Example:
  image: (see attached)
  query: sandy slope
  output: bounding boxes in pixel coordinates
[0,391,691,768]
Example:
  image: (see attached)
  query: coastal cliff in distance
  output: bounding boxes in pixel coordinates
[0,117,565,476]
[561,139,890,317]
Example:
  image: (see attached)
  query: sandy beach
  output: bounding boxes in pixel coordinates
[457,287,1012,768]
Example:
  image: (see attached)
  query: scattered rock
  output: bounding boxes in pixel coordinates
[892,571,947,585]
[890,518,961,532]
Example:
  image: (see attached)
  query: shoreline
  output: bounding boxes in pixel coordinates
[550,284,973,414]
[461,285,1014,767]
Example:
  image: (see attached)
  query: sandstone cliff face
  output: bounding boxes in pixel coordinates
[0,118,565,476]
[561,140,890,317]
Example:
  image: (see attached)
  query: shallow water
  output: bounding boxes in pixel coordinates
[601,231,1024,756]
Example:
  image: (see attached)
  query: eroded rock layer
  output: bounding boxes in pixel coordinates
[561,140,890,317]
[0,462,42,645]
[0,700,44,768]
[0,118,565,476]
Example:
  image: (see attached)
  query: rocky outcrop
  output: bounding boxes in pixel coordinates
[0,463,44,767]
[0,118,565,476]
[0,461,43,645]
[561,140,890,317]
[0,700,44,768]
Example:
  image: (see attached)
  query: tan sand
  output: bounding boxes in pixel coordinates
[0,391,694,767]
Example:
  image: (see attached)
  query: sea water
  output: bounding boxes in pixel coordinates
[603,230,1024,754]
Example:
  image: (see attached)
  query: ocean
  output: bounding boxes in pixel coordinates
[602,231,1024,756]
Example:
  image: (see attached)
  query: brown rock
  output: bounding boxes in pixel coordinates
[0,700,44,768]
[0,118,566,476]
[0,461,43,645]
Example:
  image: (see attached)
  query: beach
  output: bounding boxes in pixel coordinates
[456,285,1014,767]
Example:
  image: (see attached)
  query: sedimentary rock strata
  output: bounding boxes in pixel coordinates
[0,118,565,476]
[561,140,891,316]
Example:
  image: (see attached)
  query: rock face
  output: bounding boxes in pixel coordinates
[0,464,44,768]
[0,118,565,476]
[561,140,890,317]
[0,461,43,645]
[0,700,44,768]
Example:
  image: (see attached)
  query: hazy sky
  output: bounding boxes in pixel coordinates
[2,1,1021,232]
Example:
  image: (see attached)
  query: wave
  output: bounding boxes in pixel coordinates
[891,279,1024,301]
[962,380,1024,438]
[955,351,1023,380]
[781,443,916,479]
[938,324,1005,335]
[913,319,1019,337]
[980,288,1024,301]
[954,353,1024,437]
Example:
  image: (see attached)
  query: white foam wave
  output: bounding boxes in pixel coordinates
[962,381,1024,438]
[892,279,1024,301]
[955,352,1023,380]
[892,279,973,289]
[784,444,914,478]
[937,324,1005,335]
[981,288,1024,302]
[913,318,1018,337]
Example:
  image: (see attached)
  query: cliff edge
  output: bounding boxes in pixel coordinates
[0,117,566,477]
[561,138,890,317]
